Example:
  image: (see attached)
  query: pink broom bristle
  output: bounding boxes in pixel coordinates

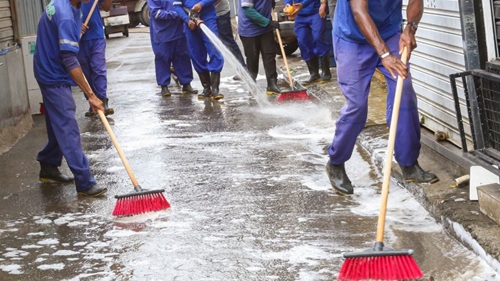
[113,192,170,217]
[338,255,423,281]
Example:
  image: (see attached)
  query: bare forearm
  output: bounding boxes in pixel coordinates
[69,67,96,99]
[350,0,388,56]
[406,0,423,23]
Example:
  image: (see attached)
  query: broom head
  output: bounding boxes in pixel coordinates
[338,242,423,281]
[277,89,310,102]
[113,186,170,217]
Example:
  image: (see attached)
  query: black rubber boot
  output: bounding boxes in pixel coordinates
[198,71,212,100]
[320,55,332,82]
[85,106,94,117]
[103,98,114,116]
[302,57,320,85]
[325,160,353,195]
[400,162,439,183]
[160,85,171,97]
[210,71,224,100]
[77,185,108,197]
[39,163,74,183]
[182,83,198,95]
[266,78,281,95]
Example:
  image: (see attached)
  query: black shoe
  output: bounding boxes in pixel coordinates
[210,72,224,100]
[302,57,321,85]
[198,71,212,100]
[400,162,439,183]
[161,85,171,97]
[77,185,108,197]
[103,98,114,116]
[39,163,74,183]
[266,78,281,95]
[85,106,95,117]
[320,55,332,82]
[325,160,353,195]
[182,83,198,95]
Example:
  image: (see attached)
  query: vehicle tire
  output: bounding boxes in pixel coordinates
[139,4,150,27]
[128,13,140,27]
[275,38,299,56]
[123,26,129,37]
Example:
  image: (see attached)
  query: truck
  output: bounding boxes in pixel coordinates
[116,0,150,27]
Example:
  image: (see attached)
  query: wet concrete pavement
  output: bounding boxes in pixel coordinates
[0,27,499,280]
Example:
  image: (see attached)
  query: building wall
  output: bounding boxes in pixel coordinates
[0,0,43,154]
[0,45,32,154]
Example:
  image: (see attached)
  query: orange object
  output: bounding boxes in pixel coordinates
[284,5,295,14]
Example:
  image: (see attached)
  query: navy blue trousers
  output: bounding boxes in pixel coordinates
[153,37,194,86]
[216,11,246,67]
[327,33,421,167]
[37,85,96,191]
[77,39,108,100]
[294,13,330,61]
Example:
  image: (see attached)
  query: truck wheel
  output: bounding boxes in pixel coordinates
[276,39,299,56]
[139,4,150,27]
[123,26,129,37]
[128,13,140,27]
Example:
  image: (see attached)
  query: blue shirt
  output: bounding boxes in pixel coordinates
[81,0,105,40]
[148,0,185,43]
[334,0,402,43]
[34,0,82,86]
[237,0,272,37]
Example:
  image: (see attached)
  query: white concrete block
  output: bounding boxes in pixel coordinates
[469,165,500,201]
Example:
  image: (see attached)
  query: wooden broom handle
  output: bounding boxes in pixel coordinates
[272,11,294,90]
[375,46,408,243]
[80,0,100,38]
[97,110,140,188]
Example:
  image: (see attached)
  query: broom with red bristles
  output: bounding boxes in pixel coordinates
[272,10,309,102]
[97,110,171,217]
[338,47,423,281]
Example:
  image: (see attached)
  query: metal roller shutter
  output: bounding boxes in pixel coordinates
[0,0,13,46]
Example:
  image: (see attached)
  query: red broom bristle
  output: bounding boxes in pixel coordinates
[338,255,423,281]
[277,91,310,102]
[112,192,170,217]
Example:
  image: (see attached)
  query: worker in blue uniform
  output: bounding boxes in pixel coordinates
[174,0,224,100]
[148,0,198,97]
[325,0,438,195]
[34,0,108,197]
[284,0,331,85]
[237,0,281,95]
[79,0,114,117]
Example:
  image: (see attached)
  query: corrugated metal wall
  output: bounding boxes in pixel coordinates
[403,0,468,147]
[0,0,14,46]
[16,0,43,37]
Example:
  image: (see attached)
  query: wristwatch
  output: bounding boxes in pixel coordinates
[407,21,418,31]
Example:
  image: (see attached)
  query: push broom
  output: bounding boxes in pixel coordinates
[338,47,423,280]
[97,111,171,216]
[272,11,309,102]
